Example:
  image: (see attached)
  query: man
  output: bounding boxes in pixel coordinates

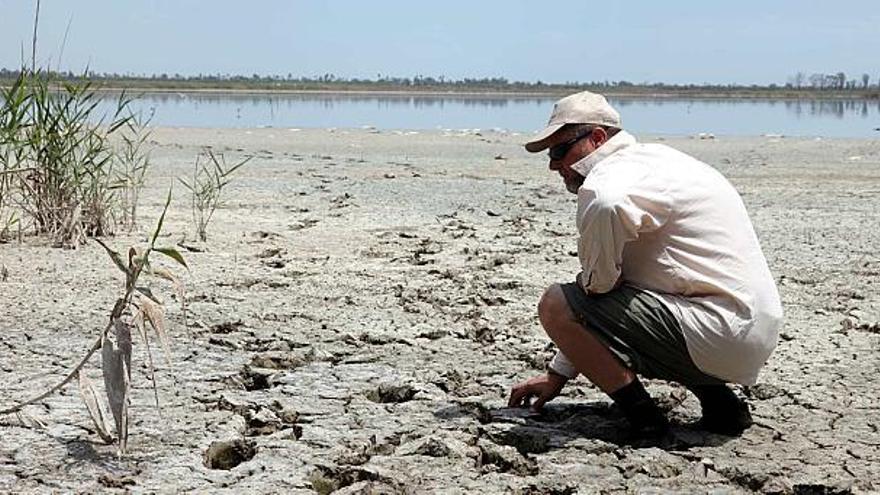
[508,91,783,437]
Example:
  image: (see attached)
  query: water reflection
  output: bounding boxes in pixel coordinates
[143,92,548,107]
[112,92,879,137]
[610,97,880,120]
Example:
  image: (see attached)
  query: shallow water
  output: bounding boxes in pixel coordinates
[112,93,880,137]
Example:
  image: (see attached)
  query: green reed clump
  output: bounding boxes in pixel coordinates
[179,147,251,242]
[0,68,150,245]
[0,73,29,240]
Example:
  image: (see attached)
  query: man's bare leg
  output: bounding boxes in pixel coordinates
[536,283,668,435]
[538,284,634,393]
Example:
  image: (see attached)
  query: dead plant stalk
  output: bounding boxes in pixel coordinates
[0,190,187,456]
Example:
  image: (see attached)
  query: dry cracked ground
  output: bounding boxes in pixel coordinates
[1,129,878,493]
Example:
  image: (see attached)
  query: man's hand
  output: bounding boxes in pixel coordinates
[508,372,568,413]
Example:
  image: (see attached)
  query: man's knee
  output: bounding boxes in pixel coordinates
[538,284,575,333]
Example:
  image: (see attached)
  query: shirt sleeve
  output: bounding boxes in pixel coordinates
[548,350,579,378]
[576,186,670,294]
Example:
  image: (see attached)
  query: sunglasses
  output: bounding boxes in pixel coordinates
[548,129,593,161]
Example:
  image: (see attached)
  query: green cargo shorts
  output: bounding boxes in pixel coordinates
[560,282,725,386]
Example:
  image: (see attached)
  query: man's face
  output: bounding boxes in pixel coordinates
[546,127,604,194]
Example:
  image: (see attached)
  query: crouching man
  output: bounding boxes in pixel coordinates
[508,91,783,437]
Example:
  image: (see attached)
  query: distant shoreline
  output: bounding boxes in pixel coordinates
[2,77,879,100]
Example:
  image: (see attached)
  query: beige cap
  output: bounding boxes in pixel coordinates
[524,91,621,152]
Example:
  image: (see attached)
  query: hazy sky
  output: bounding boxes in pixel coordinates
[1,0,878,85]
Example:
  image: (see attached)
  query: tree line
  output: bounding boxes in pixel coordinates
[788,72,875,90]
[1,67,878,96]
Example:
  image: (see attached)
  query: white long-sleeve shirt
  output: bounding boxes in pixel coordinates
[549,131,783,385]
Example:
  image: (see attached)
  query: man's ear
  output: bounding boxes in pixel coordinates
[591,126,609,146]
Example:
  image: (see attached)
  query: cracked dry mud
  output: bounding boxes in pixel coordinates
[1,128,878,493]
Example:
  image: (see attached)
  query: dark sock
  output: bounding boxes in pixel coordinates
[687,384,739,409]
[686,384,752,435]
[609,377,669,434]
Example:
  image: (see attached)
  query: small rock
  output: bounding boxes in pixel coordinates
[308,465,394,495]
[746,383,786,400]
[761,476,793,494]
[490,426,550,454]
[333,481,400,495]
[215,394,252,416]
[415,328,449,340]
[483,254,513,268]
[304,346,335,363]
[239,366,275,391]
[244,408,284,437]
[289,219,319,231]
[477,439,538,476]
[366,384,417,404]
[262,258,286,269]
[203,439,256,470]
[97,474,135,488]
[210,320,244,334]
[256,247,283,258]
[640,460,681,478]
[413,437,452,457]
[270,402,300,425]
[250,352,307,370]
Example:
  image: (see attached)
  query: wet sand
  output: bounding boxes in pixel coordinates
[1,127,879,493]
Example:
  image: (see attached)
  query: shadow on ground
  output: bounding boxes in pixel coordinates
[435,400,737,454]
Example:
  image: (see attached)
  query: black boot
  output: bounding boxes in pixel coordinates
[610,378,670,437]
[687,384,752,436]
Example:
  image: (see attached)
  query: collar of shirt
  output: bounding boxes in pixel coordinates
[571,130,637,177]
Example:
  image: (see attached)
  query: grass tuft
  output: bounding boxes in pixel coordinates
[0,68,151,246]
[179,148,251,242]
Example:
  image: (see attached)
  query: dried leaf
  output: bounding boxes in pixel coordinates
[15,410,47,429]
[128,247,137,272]
[132,310,146,341]
[102,319,132,454]
[129,247,149,278]
[116,318,132,381]
[118,359,130,456]
[134,309,161,412]
[136,286,161,305]
[77,371,113,444]
[150,266,177,283]
[151,266,187,325]
[140,296,171,365]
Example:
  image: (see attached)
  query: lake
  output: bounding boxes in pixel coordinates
[118,93,880,138]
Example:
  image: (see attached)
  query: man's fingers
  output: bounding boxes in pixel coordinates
[508,386,526,408]
[509,384,537,408]
[531,392,550,412]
